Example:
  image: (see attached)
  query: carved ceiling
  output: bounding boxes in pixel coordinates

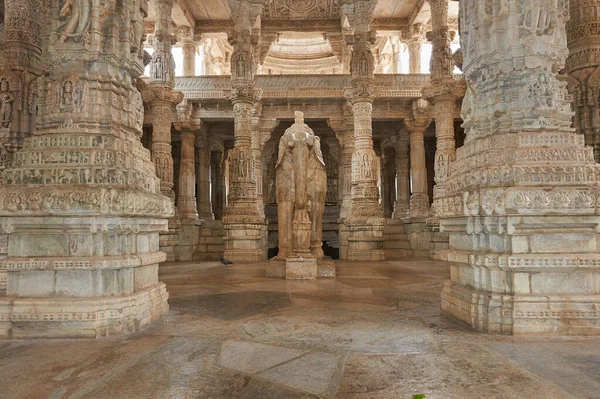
[262,0,341,20]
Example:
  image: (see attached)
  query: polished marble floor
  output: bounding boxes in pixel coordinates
[1,260,599,398]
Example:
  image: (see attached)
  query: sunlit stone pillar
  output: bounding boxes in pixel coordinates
[179,27,196,77]
[393,136,410,219]
[0,0,172,338]
[196,129,213,220]
[566,0,600,162]
[405,117,431,219]
[439,0,600,335]
[391,37,401,74]
[341,0,385,261]
[222,0,266,262]
[406,23,424,74]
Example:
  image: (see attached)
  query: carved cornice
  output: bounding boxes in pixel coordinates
[174,74,445,102]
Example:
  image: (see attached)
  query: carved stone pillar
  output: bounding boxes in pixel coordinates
[0,0,172,338]
[142,0,184,261]
[439,0,600,335]
[1,0,44,145]
[405,24,424,74]
[211,149,226,220]
[391,37,401,74]
[196,130,213,220]
[393,137,410,219]
[333,125,354,221]
[179,27,196,77]
[222,0,267,263]
[174,124,199,261]
[176,128,198,220]
[341,0,385,261]
[405,117,431,219]
[422,0,464,218]
[379,146,391,218]
[253,118,278,218]
[566,0,600,162]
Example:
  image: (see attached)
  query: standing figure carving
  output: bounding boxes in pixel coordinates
[0,79,15,128]
[58,0,91,43]
[275,112,327,260]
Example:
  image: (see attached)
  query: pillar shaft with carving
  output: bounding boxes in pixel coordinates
[180,26,196,77]
[252,118,278,218]
[341,0,385,261]
[222,0,266,263]
[177,129,198,220]
[405,23,425,74]
[393,138,410,219]
[566,0,600,161]
[405,118,431,218]
[1,0,44,144]
[196,131,213,219]
[211,149,226,220]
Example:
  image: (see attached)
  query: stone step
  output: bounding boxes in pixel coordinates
[383,233,408,241]
[384,240,411,249]
[383,225,406,234]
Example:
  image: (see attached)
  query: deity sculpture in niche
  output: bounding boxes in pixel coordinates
[0,78,15,128]
[275,111,327,260]
[60,75,82,113]
[58,0,91,43]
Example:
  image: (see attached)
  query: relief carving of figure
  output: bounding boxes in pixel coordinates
[58,0,91,43]
[275,111,327,260]
[236,54,246,79]
[60,78,81,112]
[0,78,15,128]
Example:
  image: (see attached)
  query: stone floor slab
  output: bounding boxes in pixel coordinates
[259,352,341,396]
[218,340,304,374]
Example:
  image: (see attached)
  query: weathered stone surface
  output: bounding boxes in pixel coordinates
[286,257,318,280]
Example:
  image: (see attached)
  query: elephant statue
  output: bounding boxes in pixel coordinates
[275,111,327,260]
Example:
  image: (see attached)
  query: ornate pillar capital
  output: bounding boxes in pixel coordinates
[339,0,378,34]
[404,118,432,135]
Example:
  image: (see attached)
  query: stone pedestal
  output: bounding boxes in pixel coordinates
[285,257,318,280]
[266,258,336,279]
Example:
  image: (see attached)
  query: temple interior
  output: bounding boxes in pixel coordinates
[1,0,600,397]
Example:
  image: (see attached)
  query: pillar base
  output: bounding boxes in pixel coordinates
[223,222,267,263]
[441,279,600,336]
[178,219,201,261]
[0,283,169,339]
